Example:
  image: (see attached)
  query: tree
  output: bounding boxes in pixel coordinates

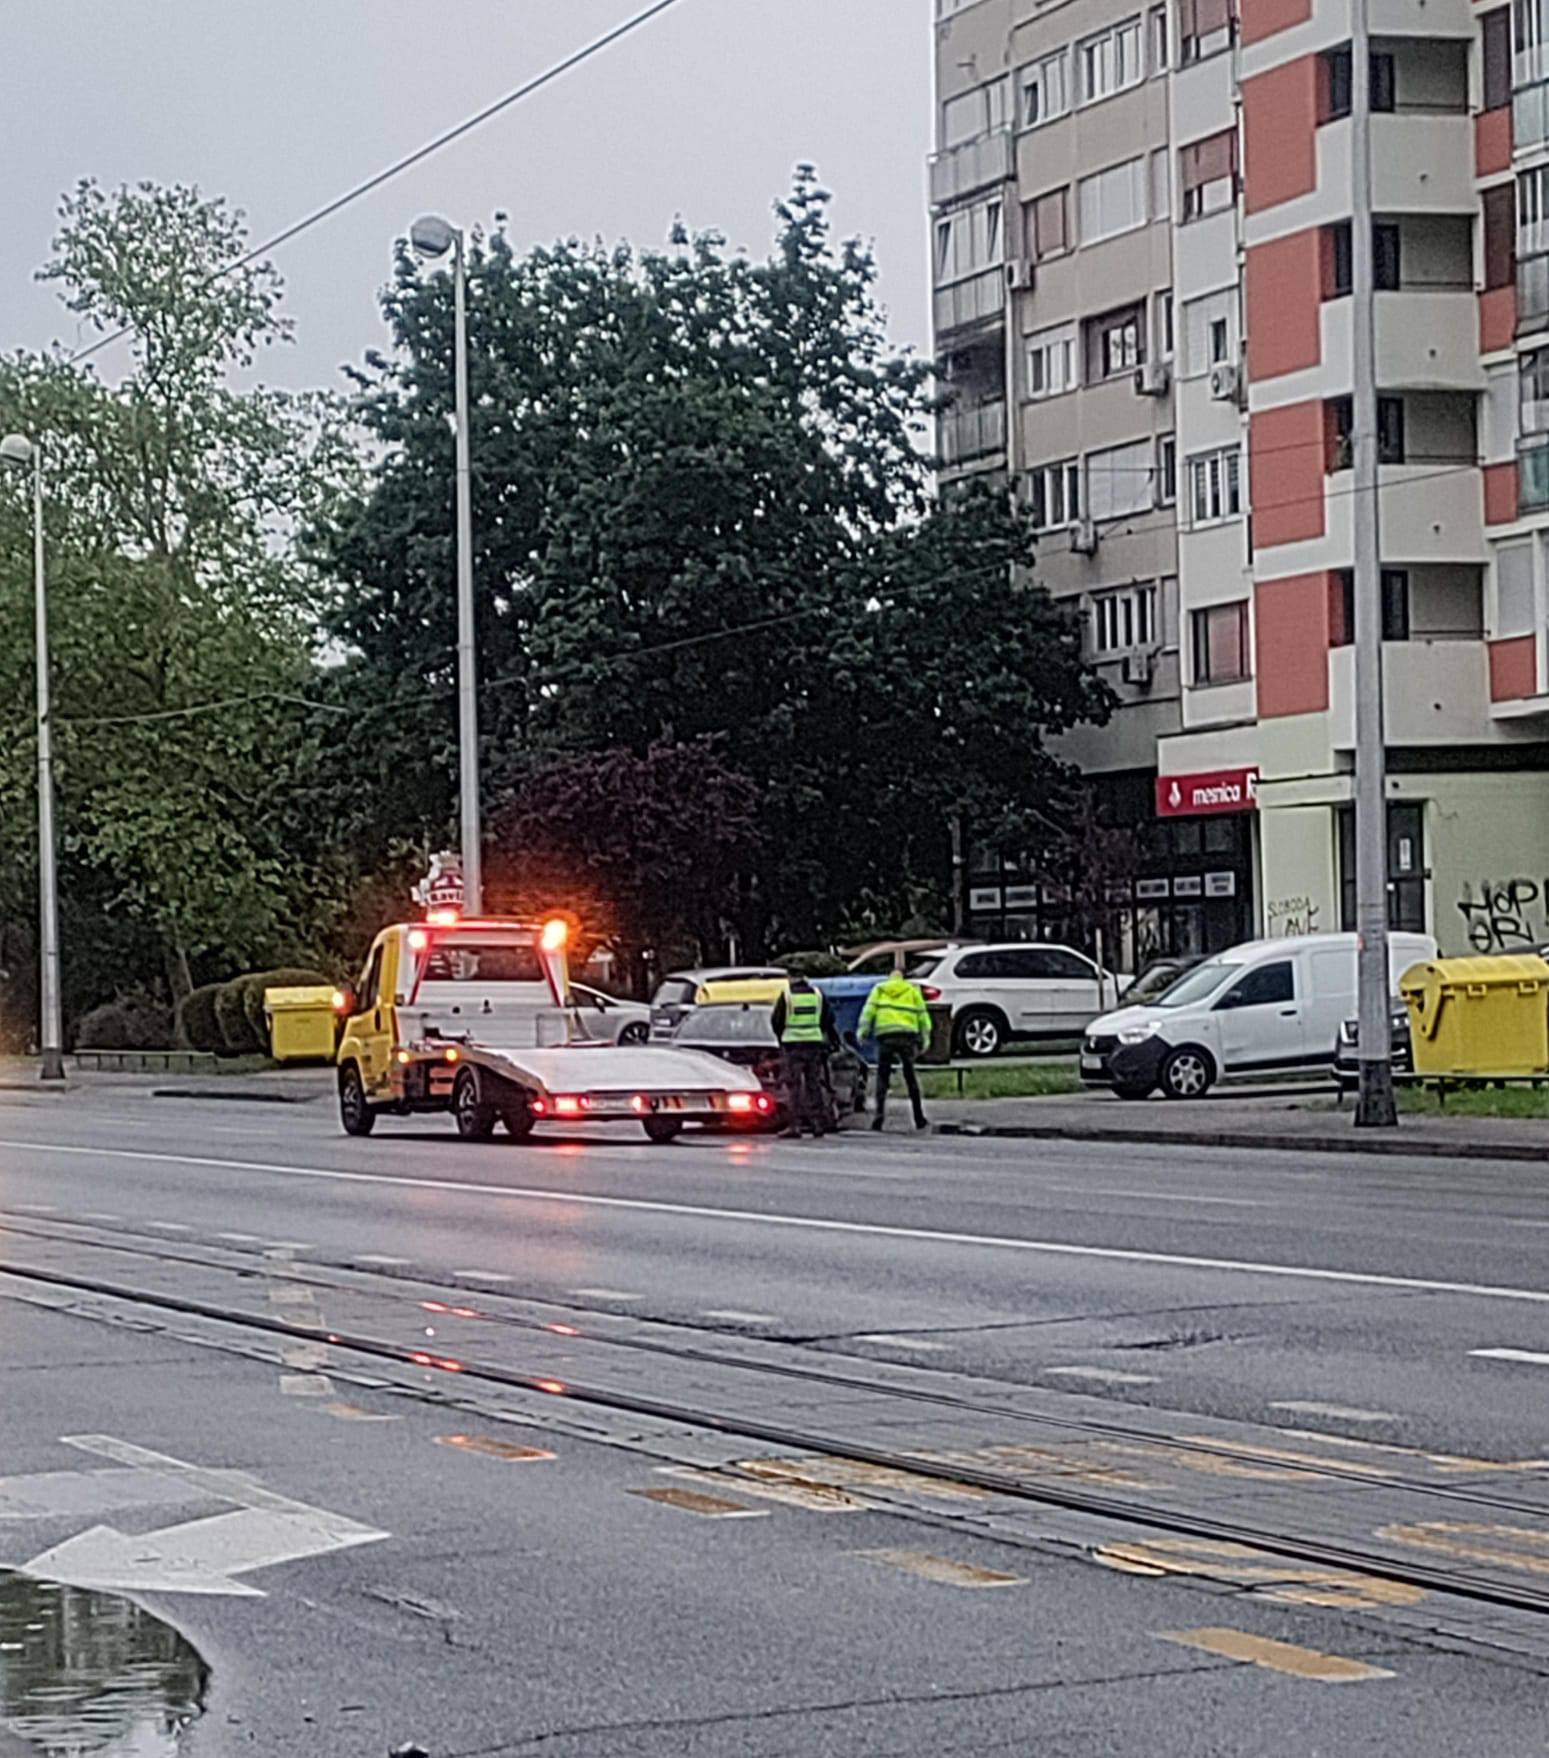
[0,182,357,1024]
[321,170,1111,955]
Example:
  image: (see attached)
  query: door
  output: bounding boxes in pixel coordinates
[572,984,613,1041]
[1024,947,1107,1031]
[354,943,392,1095]
[1213,958,1304,1071]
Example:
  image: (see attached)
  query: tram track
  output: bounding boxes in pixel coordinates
[4,1207,1549,1622]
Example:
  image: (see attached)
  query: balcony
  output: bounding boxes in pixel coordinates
[1374,291,1481,391]
[929,128,1013,209]
[934,265,1006,339]
[939,399,1007,470]
[1328,638,1492,745]
[1379,462,1484,562]
[1369,115,1475,212]
[1521,437,1549,514]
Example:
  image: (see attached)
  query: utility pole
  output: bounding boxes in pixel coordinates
[1349,0,1397,1127]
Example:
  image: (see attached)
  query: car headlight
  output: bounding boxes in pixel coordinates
[1117,1021,1162,1045]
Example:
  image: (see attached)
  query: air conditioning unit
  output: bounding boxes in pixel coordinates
[1209,362,1242,404]
[1122,648,1159,688]
[1068,517,1099,556]
[1004,258,1036,292]
[1134,361,1171,398]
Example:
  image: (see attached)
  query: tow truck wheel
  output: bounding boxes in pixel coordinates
[502,1098,535,1141]
[641,1116,684,1145]
[453,1067,498,1141]
[338,1064,376,1137]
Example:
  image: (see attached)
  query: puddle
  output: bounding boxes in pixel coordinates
[0,1570,206,1755]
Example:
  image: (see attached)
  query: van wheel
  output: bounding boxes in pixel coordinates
[1160,1047,1214,1100]
[642,1117,684,1144]
[338,1064,376,1136]
[954,1008,1004,1059]
[503,1097,535,1141]
[454,1067,498,1140]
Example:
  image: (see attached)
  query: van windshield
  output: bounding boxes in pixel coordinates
[1151,959,1240,1008]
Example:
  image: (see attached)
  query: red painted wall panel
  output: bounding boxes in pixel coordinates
[1256,571,1332,716]
[1250,401,1327,548]
[1242,60,1319,213]
[1475,106,1512,176]
[1484,460,1519,525]
[1245,231,1323,380]
[1479,286,1516,355]
[1489,635,1538,700]
[1241,0,1313,45]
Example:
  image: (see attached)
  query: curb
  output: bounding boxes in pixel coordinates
[934,1119,1549,1164]
[150,1087,324,1105]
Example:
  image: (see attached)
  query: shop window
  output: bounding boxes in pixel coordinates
[1338,803,1427,933]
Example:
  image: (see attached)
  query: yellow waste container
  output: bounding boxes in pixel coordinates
[1400,955,1549,1078]
[264,985,342,1063]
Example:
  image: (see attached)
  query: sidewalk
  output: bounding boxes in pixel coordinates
[931,1087,1549,1163]
[0,1057,331,1104]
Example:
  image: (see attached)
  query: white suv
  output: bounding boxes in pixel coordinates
[908,943,1117,1059]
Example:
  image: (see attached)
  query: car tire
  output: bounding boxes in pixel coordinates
[453,1067,498,1141]
[1113,1081,1153,1101]
[619,1021,650,1046]
[502,1097,535,1141]
[338,1064,376,1136]
[954,1008,1005,1060]
[642,1117,684,1144]
[1159,1046,1214,1101]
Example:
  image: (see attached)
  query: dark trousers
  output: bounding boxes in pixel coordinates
[875,1034,926,1125]
[783,1045,829,1134]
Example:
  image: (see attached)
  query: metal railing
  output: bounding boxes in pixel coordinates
[939,400,1007,466]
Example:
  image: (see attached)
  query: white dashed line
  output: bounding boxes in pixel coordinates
[1470,1347,1549,1367]
[11,1204,57,1214]
[572,1288,642,1301]
[146,1222,191,1233]
[353,1254,411,1266]
[453,1269,514,1283]
[701,1310,779,1324]
[1269,1401,1398,1423]
[1046,1366,1156,1386]
[80,1212,121,1222]
[856,1334,948,1352]
[216,1232,262,1243]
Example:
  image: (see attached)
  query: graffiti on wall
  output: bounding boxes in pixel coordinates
[1267,896,1321,938]
[1456,879,1549,953]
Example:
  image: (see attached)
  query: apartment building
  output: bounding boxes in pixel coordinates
[933,0,1549,960]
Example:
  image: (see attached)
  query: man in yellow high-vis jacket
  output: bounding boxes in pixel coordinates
[858,970,931,1132]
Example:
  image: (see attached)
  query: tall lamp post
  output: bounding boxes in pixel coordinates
[1,433,66,1081]
[409,215,482,917]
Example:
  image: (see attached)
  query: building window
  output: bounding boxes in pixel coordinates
[1149,148,1171,222]
[1077,17,1145,105]
[1021,50,1069,127]
[1077,156,1149,244]
[934,196,1005,284]
[1179,128,1238,220]
[1158,434,1178,505]
[1521,166,1549,261]
[1178,0,1234,63]
[941,77,1011,148]
[1029,459,1081,530]
[1191,601,1251,684]
[1321,47,1395,121]
[1332,569,1411,644]
[1187,446,1243,524]
[1517,0,1549,83]
[1091,583,1159,654]
[1150,4,1170,72]
[1321,220,1398,297]
[1484,183,1516,291]
[1026,186,1070,260]
[1181,288,1235,378]
[1373,222,1400,290]
[1485,8,1513,109]
[1087,439,1155,522]
[1155,289,1175,358]
[1326,396,1406,469]
[1523,347,1549,433]
[1085,302,1147,380]
[1026,323,1077,399]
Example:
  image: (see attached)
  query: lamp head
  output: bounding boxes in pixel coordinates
[0,434,33,468]
[409,215,457,260]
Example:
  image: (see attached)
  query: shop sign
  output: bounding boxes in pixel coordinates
[1004,884,1039,908]
[1135,878,1170,900]
[1156,767,1260,818]
[1174,875,1204,898]
[1204,871,1237,898]
[969,886,1002,911]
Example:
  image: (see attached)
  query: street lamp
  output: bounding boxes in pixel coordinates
[1,433,66,1080]
[409,214,482,917]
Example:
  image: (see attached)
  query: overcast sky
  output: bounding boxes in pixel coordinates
[1,1,934,393]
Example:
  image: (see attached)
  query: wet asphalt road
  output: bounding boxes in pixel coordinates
[2,1086,1549,1754]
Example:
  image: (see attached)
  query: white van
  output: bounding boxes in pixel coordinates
[1081,931,1436,1100]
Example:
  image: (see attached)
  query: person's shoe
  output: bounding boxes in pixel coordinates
[913,1115,928,1131]
[870,1115,885,1132]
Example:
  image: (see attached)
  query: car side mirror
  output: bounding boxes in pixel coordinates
[1216,989,1243,1012]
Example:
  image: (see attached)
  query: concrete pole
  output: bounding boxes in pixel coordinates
[31,449,65,1081]
[451,230,482,917]
[1349,0,1397,1126]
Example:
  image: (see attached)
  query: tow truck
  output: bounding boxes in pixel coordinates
[334,913,774,1143]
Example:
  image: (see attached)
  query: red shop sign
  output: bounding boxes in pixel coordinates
[1156,767,1260,818]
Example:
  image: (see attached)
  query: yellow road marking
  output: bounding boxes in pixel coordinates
[1176,1436,1394,1479]
[737,1456,991,1502]
[1378,1519,1549,1576]
[629,1486,768,1518]
[911,1441,1155,1489]
[661,1467,865,1512]
[322,1402,400,1423]
[1158,1627,1393,1682]
[1096,1538,1425,1609]
[436,1433,554,1462]
[853,1548,1025,1589]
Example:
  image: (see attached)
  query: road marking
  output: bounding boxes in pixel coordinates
[739,1456,992,1503]
[452,1268,514,1283]
[79,1212,121,1222]
[10,1204,57,1214]
[856,1333,948,1352]
[1471,1347,1549,1367]
[1270,1401,1398,1424]
[701,1309,779,1324]
[23,1435,388,1597]
[146,1221,191,1233]
[571,1287,642,1301]
[629,1486,768,1519]
[216,1232,262,1243]
[436,1433,553,1462]
[659,1466,864,1512]
[1176,1436,1394,1478]
[1378,1519,1549,1576]
[265,1242,314,1252]
[352,1253,410,1266]
[279,1373,334,1398]
[13,1137,1549,1307]
[1157,1627,1393,1682]
[1099,1538,1424,1609]
[1052,1186,1267,1208]
[322,1403,399,1424]
[1046,1366,1156,1386]
[852,1549,1024,1589]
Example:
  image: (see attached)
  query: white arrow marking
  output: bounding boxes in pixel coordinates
[19,1435,388,1597]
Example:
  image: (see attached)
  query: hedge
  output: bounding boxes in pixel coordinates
[76,992,175,1051]
[176,984,224,1054]
[213,980,261,1054]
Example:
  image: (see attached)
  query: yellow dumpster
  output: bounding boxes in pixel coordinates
[1400,955,1549,1078]
[264,985,342,1064]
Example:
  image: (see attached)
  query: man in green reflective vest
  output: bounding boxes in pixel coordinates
[771,975,837,1139]
[859,967,931,1132]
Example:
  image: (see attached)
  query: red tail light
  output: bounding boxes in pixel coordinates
[553,1095,584,1117]
[920,984,942,1001]
[531,1097,549,1116]
[631,1095,649,1113]
[727,1092,756,1114]
[755,1093,774,1113]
